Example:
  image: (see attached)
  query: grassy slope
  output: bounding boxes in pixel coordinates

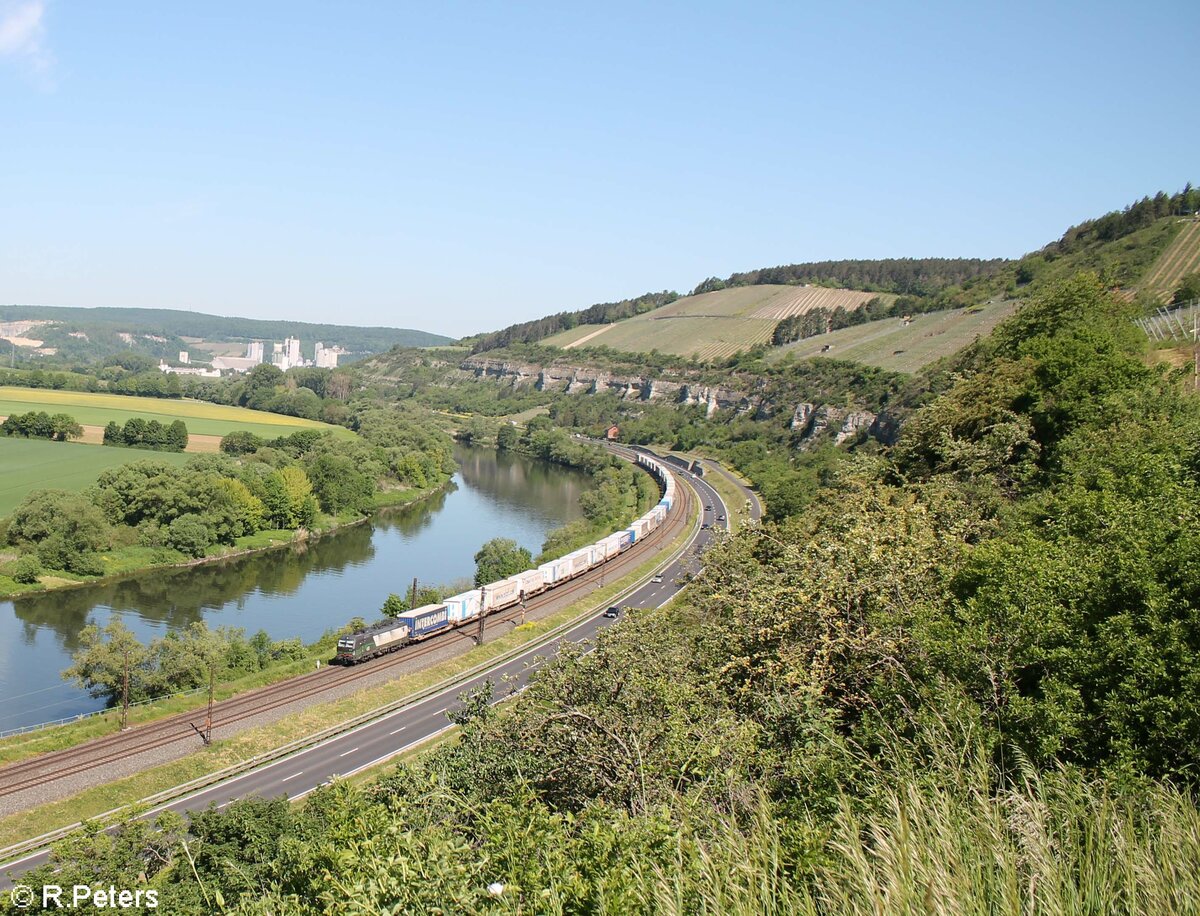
[0,439,190,515]
[1139,219,1200,300]
[767,299,1018,373]
[0,387,348,439]
[541,285,888,360]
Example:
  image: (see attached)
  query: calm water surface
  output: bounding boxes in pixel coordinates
[0,445,590,730]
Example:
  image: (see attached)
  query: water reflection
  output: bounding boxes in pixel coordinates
[0,445,589,729]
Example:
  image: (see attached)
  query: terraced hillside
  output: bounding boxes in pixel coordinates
[1138,219,1200,301]
[543,285,886,360]
[766,300,1017,373]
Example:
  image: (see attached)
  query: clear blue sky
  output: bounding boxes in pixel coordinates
[1,1,1197,338]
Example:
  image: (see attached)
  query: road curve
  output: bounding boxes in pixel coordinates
[2,457,733,885]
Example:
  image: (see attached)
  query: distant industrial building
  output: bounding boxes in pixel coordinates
[245,341,264,362]
[178,350,190,364]
[212,356,261,372]
[157,360,220,378]
[314,341,343,368]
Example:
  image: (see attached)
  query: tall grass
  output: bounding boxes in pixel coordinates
[639,756,1200,915]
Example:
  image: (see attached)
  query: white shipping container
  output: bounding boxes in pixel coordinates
[445,590,482,623]
[515,568,545,598]
[539,558,570,586]
[567,548,591,576]
[483,577,521,612]
[602,534,622,558]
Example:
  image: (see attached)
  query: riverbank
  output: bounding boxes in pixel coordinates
[0,480,450,602]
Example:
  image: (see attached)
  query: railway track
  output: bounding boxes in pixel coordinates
[0,467,692,801]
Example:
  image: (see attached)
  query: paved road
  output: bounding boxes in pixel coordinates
[2,457,731,884]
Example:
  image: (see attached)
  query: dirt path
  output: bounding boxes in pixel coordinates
[563,324,615,349]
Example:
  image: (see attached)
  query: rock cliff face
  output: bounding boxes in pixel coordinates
[460,356,757,418]
[458,355,894,446]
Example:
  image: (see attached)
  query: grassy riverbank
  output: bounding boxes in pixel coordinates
[0,481,445,601]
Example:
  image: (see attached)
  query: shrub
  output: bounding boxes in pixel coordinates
[11,556,40,584]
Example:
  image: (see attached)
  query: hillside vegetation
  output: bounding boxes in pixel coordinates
[18,275,1200,913]
[542,284,889,360]
[768,299,1017,372]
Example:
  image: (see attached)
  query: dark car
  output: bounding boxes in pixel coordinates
[717,514,726,522]
[603,606,621,619]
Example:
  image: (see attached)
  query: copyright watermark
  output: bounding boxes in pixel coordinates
[7,884,158,909]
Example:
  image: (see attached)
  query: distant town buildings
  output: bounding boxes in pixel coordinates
[157,336,345,377]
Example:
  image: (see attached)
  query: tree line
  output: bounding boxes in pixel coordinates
[0,410,83,441]
[102,418,189,452]
[469,290,679,353]
[693,256,1008,298]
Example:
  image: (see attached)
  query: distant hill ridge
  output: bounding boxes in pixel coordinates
[0,305,451,363]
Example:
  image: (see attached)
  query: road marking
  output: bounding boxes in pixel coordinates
[338,747,359,757]
[389,725,407,735]
[281,771,303,782]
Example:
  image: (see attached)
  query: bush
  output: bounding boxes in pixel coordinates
[165,515,213,558]
[11,556,40,584]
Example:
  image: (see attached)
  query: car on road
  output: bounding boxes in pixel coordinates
[701,523,711,530]
[705,504,713,511]
[603,606,621,619]
[717,514,726,522]
[651,574,664,583]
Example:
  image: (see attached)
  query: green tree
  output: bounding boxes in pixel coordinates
[49,413,83,441]
[62,619,151,729]
[166,419,189,451]
[7,489,112,574]
[307,453,374,515]
[165,514,213,558]
[473,537,533,586]
[496,423,520,450]
[382,593,407,616]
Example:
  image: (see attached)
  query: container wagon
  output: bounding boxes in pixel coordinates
[400,603,450,640]
[514,568,545,599]
[444,591,482,624]
[482,577,522,612]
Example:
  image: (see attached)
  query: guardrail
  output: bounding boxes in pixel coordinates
[0,463,701,871]
[0,687,209,741]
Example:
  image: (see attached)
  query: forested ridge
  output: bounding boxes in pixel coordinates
[695,256,1008,297]
[468,290,679,353]
[11,273,1200,913]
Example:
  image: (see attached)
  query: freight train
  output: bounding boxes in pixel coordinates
[335,453,676,664]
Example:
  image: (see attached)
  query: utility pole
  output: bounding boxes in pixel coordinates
[204,663,215,746]
[476,585,487,645]
[121,647,131,731]
[409,576,418,610]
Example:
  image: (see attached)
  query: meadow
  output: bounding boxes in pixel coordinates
[767,299,1018,372]
[0,438,191,516]
[0,387,346,440]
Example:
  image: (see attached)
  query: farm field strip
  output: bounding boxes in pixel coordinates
[0,439,190,516]
[0,388,344,440]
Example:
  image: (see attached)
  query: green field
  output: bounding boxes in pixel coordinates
[0,438,191,516]
[542,285,888,360]
[766,300,1018,373]
[0,388,347,440]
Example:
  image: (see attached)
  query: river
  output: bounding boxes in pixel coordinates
[0,445,591,732]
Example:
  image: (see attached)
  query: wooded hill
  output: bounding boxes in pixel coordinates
[0,305,451,365]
